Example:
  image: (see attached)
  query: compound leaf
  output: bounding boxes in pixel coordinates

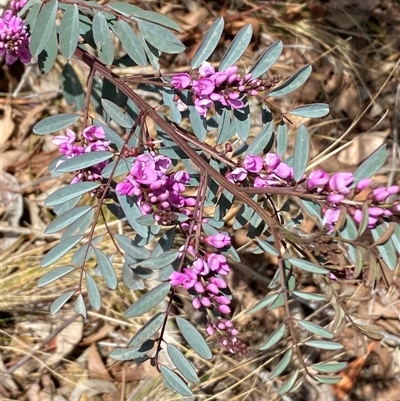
[167,344,200,383]
[176,317,212,360]
[191,17,224,69]
[124,282,170,318]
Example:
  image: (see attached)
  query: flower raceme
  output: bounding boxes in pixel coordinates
[52,125,400,353]
[0,0,30,65]
[171,61,281,116]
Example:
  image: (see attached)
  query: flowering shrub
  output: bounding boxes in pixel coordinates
[9,0,399,397]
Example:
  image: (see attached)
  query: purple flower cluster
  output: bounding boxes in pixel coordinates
[52,126,110,184]
[116,152,195,224]
[170,234,248,354]
[171,61,280,117]
[230,153,400,231]
[0,0,30,65]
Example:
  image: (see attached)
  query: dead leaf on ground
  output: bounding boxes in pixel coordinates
[337,130,389,166]
[88,343,113,381]
[69,379,119,401]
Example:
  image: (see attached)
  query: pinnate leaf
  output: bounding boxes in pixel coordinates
[124,282,170,318]
[191,17,224,69]
[94,249,117,289]
[50,290,75,315]
[176,317,212,360]
[38,265,75,287]
[29,0,58,57]
[269,65,312,97]
[41,235,84,267]
[219,24,253,71]
[60,4,79,59]
[86,272,102,310]
[167,344,200,383]
[160,365,193,396]
[33,113,81,135]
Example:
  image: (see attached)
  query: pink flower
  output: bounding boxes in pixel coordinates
[226,167,247,183]
[199,61,215,77]
[323,207,341,231]
[205,233,231,248]
[83,126,106,141]
[307,170,329,190]
[265,153,281,170]
[171,73,191,90]
[329,172,353,194]
[192,78,215,96]
[206,253,230,275]
[194,97,213,116]
[169,268,198,290]
[356,178,372,190]
[0,14,31,64]
[243,155,264,173]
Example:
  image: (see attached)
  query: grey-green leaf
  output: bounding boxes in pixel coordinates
[38,23,57,73]
[86,272,102,310]
[259,323,286,350]
[124,282,170,318]
[62,63,85,112]
[191,17,224,69]
[109,3,181,32]
[248,292,280,314]
[160,365,193,396]
[45,206,92,234]
[278,370,299,395]
[45,182,100,207]
[92,11,114,64]
[74,293,87,318]
[29,0,58,57]
[101,99,134,128]
[293,124,309,182]
[138,21,185,54]
[312,362,347,373]
[216,108,232,145]
[176,317,212,360]
[270,349,293,379]
[60,4,79,59]
[371,224,397,270]
[115,234,151,259]
[276,121,288,156]
[33,113,81,135]
[246,120,274,156]
[94,249,117,289]
[129,312,165,347]
[56,151,113,173]
[256,238,280,256]
[289,258,329,274]
[38,265,75,287]
[293,290,326,302]
[352,144,387,186]
[304,340,343,350]
[249,41,283,79]
[50,290,75,315]
[219,24,253,71]
[132,250,179,270]
[289,103,330,118]
[298,320,334,339]
[269,65,312,97]
[167,344,200,383]
[41,235,84,267]
[116,20,147,66]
